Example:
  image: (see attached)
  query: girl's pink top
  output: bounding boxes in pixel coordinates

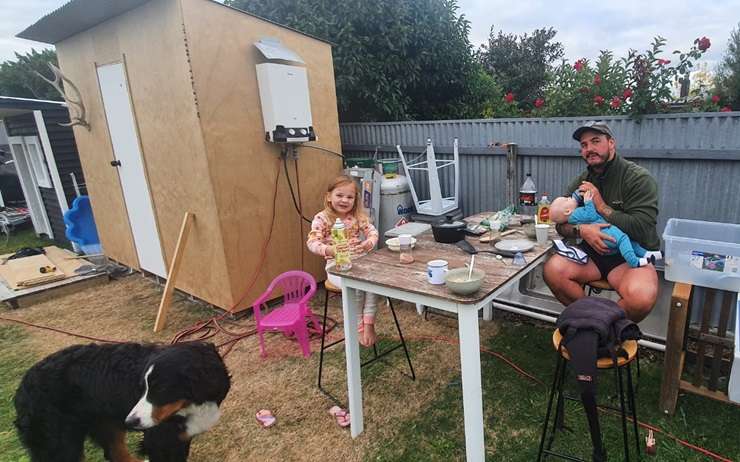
[306,210,379,262]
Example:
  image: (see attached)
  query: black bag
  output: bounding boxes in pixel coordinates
[555,297,641,461]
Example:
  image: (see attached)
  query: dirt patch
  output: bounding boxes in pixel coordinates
[1,274,502,461]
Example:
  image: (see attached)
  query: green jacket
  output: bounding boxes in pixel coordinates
[565,154,660,250]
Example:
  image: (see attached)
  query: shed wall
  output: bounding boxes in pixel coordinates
[183,0,342,307]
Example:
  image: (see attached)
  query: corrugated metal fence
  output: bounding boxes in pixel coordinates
[340,113,740,246]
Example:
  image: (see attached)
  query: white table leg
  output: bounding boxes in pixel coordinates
[341,284,363,437]
[482,302,493,321]
[458,307,485,462]
[416,303,425,315]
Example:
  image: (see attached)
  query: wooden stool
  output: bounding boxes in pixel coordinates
[537,330,640,462]
[587,278,615,296]
[317,280,415,401]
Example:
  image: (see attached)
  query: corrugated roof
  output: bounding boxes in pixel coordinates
[0,96,67,118]
[17,0,332,46]
[17,0,151,44]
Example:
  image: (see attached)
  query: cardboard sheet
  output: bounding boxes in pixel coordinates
[0,246,90,290]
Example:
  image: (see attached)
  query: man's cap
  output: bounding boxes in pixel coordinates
[572,121,614,141]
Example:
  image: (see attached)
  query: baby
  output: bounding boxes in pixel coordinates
[550,191,661,268]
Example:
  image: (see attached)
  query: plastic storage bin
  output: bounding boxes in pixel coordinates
[663,218,740,291]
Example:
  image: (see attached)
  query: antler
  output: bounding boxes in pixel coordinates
[35,63,90,130]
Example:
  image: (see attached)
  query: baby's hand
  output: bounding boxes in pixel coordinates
[584,190,594,201]
[360,240,375,252]
[325,246,336,257]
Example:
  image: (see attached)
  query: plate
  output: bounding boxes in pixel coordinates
[385,237,417,251]
[494,239,535,257]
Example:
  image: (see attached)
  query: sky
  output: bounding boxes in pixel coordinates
[2,0,739,71]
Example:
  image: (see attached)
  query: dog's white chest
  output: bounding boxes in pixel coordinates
[176,402,221,437]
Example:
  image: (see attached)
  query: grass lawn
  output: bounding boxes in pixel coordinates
[1,275,739,461]
[371,320,740,461]
[0,225,60,255]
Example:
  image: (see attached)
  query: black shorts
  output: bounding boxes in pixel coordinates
[579,242,626,279]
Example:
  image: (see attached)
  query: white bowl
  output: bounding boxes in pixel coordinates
[385,236,417,251]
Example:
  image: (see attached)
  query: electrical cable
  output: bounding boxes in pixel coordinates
[0,311,734,460]
[170,156,285,356]
[282,153,312,224]
[299,143,344,159]
[294,158,306,272]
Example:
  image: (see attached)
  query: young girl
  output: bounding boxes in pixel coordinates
[307,175,380,347]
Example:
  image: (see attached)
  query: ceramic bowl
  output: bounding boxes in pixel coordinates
[444,268,485,295]
[385,236,417,251]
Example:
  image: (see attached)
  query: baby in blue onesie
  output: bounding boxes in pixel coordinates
[550,191,661,268]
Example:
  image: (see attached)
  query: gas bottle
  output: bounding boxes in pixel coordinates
[331,218,352,271]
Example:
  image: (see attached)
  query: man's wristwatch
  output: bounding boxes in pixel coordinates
[573,224,581,238]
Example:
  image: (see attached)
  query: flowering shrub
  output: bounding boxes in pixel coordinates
[497,36,716,119]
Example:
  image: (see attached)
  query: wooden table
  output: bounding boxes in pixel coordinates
[329,213,554,462]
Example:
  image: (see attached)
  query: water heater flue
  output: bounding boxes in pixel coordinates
[256,62,316,143]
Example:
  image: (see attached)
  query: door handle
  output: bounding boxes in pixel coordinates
[110,160,121,167]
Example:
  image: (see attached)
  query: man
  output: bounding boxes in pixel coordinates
[543,121,659,322]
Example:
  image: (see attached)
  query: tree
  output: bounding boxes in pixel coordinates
[713,23,740,110]
[476,27,563,109]
[224,0,494,122]
[0,49,62,101]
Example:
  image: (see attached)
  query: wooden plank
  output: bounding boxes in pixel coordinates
[679,380,740,407]
[0,254,64,289]
[659,282,692,415]
[154,212,195,333]
[709,291,734,391]
[13,274,108,309]
[693,288,716,388]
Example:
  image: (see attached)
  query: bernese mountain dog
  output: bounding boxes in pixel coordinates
[14,341,230,462]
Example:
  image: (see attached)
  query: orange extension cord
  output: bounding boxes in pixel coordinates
[1,313,734,461]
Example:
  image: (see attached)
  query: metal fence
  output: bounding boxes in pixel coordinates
[340,112,740,246]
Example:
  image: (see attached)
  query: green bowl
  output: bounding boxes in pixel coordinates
[445,268,485,295]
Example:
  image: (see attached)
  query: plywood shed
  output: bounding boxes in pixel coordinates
[18,0,342,311]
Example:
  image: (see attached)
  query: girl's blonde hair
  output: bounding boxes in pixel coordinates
[323,175,369,225]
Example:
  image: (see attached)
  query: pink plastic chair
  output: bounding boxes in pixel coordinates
[253,271,318,358]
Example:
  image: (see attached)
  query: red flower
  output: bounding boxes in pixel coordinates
[623,88,633,99]
[696,36,711,52]
[657,59,671,65]
[593,74,602,85]
[574,59,585,72]
[534,98,544,108]
[610,96,621,109]
[504,92,515,103]
[720,106,732,112]
[711,95,720,104]
[593,95,605,106]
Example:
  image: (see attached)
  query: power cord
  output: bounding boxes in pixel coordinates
[282,153,313,224]
[299,143,344,159]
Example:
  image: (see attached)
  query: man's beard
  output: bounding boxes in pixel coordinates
[585,151,610,168]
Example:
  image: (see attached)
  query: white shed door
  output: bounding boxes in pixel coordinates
[97,62,166,277]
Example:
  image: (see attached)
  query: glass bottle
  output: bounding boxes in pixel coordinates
[519,173,537,217]
[537,194,551,224]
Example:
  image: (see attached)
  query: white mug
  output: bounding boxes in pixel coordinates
[427,259,449,285]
